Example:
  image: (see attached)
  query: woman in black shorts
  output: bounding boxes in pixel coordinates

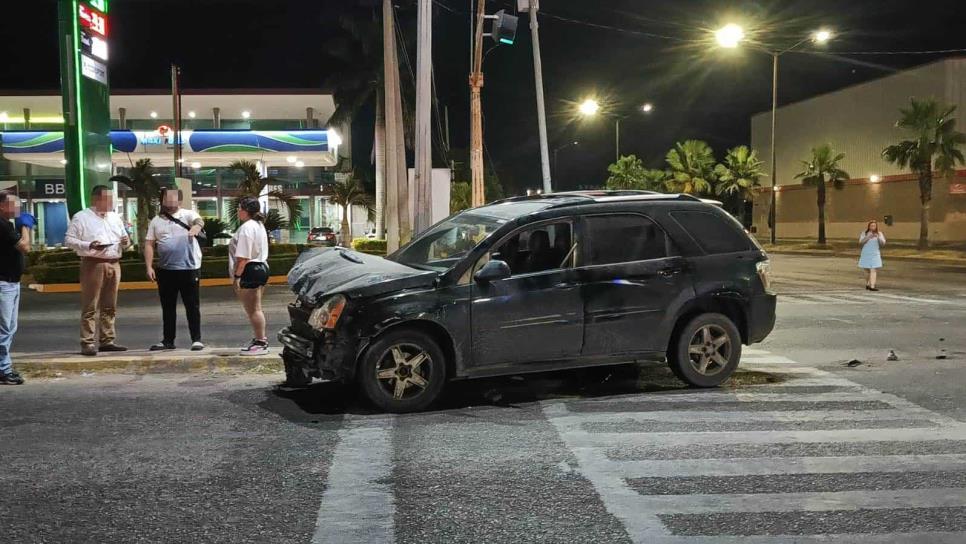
[230,197,270,355]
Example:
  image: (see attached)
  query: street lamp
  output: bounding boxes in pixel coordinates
[715,24,833,244]
[714,23,745,48]
[553,140,579,179]
[577,98,654,161]
[578,99,600,116]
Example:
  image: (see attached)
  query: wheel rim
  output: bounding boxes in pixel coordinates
[687,324,732,377]
[375,343,433,401]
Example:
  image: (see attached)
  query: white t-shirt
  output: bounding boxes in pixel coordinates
[146,209,203,271]
[229,219,269,276]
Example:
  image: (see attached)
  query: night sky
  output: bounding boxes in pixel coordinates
[4,0,966,194]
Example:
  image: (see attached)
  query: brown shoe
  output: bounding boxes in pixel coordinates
[81,346,98,356]
[99,343,129,352]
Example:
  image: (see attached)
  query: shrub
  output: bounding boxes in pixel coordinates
[29,253,301,284]
[351,238,387,255]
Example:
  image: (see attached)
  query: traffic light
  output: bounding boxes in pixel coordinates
[491,9,518,45]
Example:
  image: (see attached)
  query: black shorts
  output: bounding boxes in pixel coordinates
[239,261,270,289]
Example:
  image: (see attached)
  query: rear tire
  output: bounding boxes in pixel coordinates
[358,329,447,413]
[668,313,741,388]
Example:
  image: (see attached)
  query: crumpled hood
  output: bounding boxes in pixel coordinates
[288,248,437,302]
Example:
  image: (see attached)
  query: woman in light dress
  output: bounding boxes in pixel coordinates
[858,220,885,291]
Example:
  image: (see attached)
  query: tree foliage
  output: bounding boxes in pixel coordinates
[110,158,159,252]
[665,140,716,195]
[882,98,966,248]
[714,146,764,201]
[226,160,301,229]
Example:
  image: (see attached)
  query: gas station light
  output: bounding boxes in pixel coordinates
[295,161,305,168]
[150,111,158,119]
[241,110,251,119]
[0,112,7,122]
[188,111,196,118]
[191,162,201,169]
[286,156,297,164]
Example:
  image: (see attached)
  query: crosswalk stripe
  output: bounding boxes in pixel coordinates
[559,424,966,447]
[613,454,966,478]
[637,533,966,544]
[312,415,395,544]
[548,408,920,424]
[634,488,966,515]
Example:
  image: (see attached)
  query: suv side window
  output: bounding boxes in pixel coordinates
[585,214,670,266]
[463,221,575,283]
[670,210,752,254]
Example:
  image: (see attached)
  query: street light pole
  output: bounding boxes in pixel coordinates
[525,0,552,195]
[770,52,778,245]
[615,118,621,161]
[469,0,486,207]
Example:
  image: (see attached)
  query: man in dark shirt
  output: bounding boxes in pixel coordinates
[0,191,30,385]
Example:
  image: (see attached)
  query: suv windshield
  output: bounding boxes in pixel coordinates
[391,212,508,271]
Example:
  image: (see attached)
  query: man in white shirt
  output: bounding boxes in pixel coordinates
[64,185,131,356]
[144,187,205,351]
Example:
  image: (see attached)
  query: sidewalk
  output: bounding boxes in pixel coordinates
[12,348,282,378]
[761,239,966,268]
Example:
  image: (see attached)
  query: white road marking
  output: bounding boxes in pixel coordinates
[544,348,966,542]
[313,415,395,544]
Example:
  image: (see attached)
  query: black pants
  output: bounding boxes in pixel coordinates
[156,268,201,344]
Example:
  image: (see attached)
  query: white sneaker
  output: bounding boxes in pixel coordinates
[240,339,269,356]
[190,341,205,351]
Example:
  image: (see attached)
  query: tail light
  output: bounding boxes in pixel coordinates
[756,259,772,291]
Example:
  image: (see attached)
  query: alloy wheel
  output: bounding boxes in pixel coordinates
[687,324,732,377]
[375,343,433,401]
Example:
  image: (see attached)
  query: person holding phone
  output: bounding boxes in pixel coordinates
[65,185,131,356]
[859,219,886,291]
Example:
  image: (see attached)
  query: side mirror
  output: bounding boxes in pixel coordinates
[474,259,511,283]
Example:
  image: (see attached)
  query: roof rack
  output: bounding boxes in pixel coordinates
[487,190,704,208]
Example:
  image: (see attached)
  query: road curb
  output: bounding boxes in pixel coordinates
[13,352,283,377]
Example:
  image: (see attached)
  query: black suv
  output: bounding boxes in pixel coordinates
[280,191,776,412]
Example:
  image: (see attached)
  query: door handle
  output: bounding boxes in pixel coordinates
[658,267,683,278]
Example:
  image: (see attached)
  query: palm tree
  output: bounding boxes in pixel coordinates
[110,158,159,252]
[323,176,372,246]
[262,210,290,243]
[794,144,850,245]
[605,154,669,192]
[714,146,765,224]
[665,140,716,195]
[200,217,228,247]
[326,5,415,239]
[882,98,966,248]
[226,160,301,228]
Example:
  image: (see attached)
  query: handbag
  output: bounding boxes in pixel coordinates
[162,211,207,244]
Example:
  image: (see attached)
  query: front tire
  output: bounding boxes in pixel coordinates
[668,313,741,388]
[358,329,447,413]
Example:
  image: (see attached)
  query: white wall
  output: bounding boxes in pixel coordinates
[751,59,965,186]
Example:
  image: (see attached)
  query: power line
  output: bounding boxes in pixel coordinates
[805,47,966,56]
[537,11,690,43]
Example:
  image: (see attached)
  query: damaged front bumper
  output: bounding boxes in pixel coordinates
[278,301,362,383]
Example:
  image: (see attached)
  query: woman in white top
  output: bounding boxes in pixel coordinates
[230,197,271,355]
[858,220,885,291]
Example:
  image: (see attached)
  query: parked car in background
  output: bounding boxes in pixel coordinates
[280,190,776,413]
[307,227,338,246]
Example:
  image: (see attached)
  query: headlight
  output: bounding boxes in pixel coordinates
[308,294,347,331]
[756,260,771,291]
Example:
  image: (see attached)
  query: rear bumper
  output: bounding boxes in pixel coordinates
[746,292,777,344]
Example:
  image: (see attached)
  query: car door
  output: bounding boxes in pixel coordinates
[578,213,693,356]
[470,219,584,367]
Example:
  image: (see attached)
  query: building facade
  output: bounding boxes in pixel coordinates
[0,89,372,246]
[750,58,966,242]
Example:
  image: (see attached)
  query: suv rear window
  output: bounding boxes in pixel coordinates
[670,210,752,254]
[585,214,669,266]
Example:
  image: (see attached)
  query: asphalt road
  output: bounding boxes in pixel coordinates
[3,254,966,542]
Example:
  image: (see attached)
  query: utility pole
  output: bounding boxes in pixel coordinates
[413,0,433,233]
[521,0,552,194]
[469,0,486,207]
[769,52,778,245]
[171,64,183,178]
[383,0,410,250]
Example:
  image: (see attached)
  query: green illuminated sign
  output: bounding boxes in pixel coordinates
[58,0,112,214]
[87,0,109,13]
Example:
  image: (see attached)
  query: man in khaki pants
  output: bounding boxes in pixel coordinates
[65,185,131,356]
